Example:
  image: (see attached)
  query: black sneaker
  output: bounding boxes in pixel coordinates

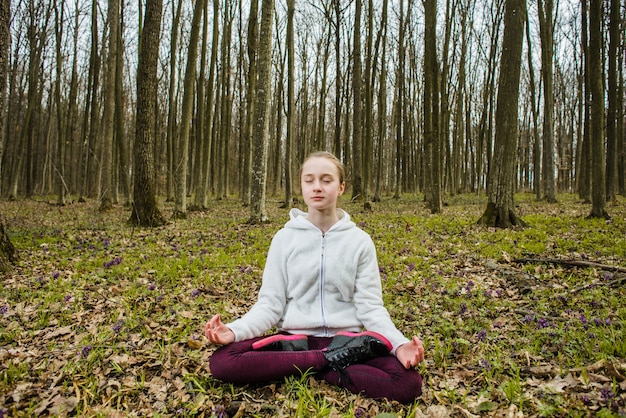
[323,331,392,371]
[252,334,309,351]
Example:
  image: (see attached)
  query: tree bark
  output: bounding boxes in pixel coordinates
[99,0,118,211]
[605,0,619,202]
[587,0,609,219]
[424,0,441,213]
[173,0,206,218]
[248,0,275,223]
[130,0,166,227]
[351,0,363,202]
[538,0,556,202]
[0,0,14,273]
[478,0,528,228]
[283,0,295,208]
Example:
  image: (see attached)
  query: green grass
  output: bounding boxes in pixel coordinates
[0,193,625,417]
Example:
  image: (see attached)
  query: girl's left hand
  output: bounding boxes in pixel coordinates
[396,336,425,369]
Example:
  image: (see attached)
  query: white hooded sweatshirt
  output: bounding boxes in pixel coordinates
[227,208,410,353]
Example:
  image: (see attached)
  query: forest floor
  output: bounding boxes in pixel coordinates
[0,193,625,417]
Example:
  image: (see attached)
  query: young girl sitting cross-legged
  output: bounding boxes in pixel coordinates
[204,151,425,403]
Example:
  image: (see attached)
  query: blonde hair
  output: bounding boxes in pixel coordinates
[301,151,345,184]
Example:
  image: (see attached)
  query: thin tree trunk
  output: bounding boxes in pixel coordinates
[283,0,295,208]
[478,0,528,228]
[587,0,609,219]
[424,0,441,213]
[351,0,363,201]
[173,0,206,218]
[99,0,119,211]
[248,0,274,223]
[605,0,619,202]
[130,0,166,227]
[538,0,557,203]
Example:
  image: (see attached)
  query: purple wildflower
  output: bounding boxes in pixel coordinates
[581,394,591,405]
[0,408,7,418]
[53,271,60,279]
[477,330,487,342]
[148,283,156,291]
[459,303,467,315]
[81,345,92,357]
[191,289,201,298]
[601,387,614,402]
[354,407,366,418]
[579,314,587,325]
[408,262,415,271]
[538,318,550,328]
[103,257,123,269]
[479,358,492,370]
[112,320,123,334]
[213,405,227,418]
[64,295,72,302]
[0,304,8,315]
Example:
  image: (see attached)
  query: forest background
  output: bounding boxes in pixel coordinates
[0,0,625,416]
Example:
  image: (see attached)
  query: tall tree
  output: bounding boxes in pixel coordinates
[200,0,220,208]
[577,0,592,202]
[538,0,556,202]
[283,0,295,207]
[478,0,527,227]
[79,0,101,201]
[587,0,609,219]
[99,0,119,211]
[248,0,275,223]
[165,0,182,202]
[351,0,363,201]
[173,0,206,217]
[53,0,68,205]
[605,0,620,201]
[0,0,15,273]
[130,0,166,227]
[424,0,441,213]
[242,0,259,205]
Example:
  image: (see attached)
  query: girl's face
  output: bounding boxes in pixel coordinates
[301,157,345,212]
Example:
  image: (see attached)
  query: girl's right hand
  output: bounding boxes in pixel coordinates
[205,314,235,345]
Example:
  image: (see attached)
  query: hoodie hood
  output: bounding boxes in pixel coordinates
[286,208,354,232]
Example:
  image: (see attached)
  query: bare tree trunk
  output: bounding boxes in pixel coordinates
[351,0,363,201]
[605,0,619,202]
[165,0,182,203]
[393,0,406,199]
[424,0,441,213]
[525,12,541,199]
[242,0,259,205]
[248,0,274,224]
[130,0,166,227]
[99,0,119,211]
[578,0,592,202]
[217,2,233,200]
[0,0,14,273]
[173,0,206,218]
[587,0,609,219]
[373,0,388,202]
[115,5,130,206]
[538,0,556,203]
[478,0,528,228]
[53,0,67,205]
[79,0,100,201]
[283,0,295,208]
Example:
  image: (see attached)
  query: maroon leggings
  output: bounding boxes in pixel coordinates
[209,334,423,403]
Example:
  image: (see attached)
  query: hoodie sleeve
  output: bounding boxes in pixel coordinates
[353,234,410,353]
[226,231,289,341]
